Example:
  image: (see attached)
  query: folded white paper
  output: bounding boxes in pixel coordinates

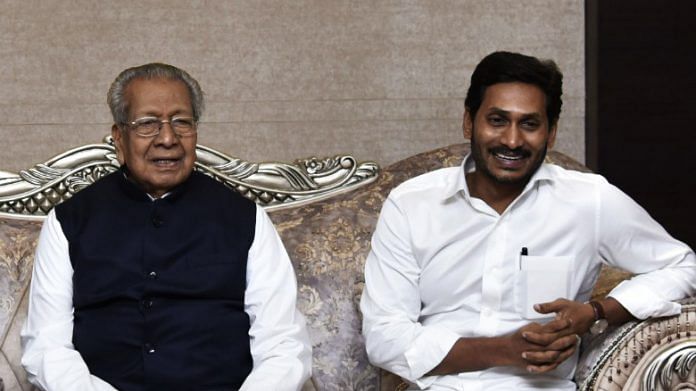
[518,255,573,319]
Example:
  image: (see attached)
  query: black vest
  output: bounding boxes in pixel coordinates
[56,169,255,390]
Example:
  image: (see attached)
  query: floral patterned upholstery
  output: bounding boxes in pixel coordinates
[0,143,633,390]
[0,218,41,391]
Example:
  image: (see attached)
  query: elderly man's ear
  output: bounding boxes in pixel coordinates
[111,124,125,165]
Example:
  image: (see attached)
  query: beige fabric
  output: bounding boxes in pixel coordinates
[0,1,585,173]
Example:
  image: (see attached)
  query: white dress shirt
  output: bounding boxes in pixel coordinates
[360,155,696,391]
[21,205,312,391]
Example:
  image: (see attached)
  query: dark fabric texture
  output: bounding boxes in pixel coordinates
[55,170,256,391]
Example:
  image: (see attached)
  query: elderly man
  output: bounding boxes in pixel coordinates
[21,63,311,390]
[360,51,696,390]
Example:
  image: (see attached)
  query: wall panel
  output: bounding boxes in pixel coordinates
[0,1,584,172]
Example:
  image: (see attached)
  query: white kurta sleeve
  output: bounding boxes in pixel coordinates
[239,206,312,391]
[597,181,696,319]
[21,209,117,391]
[360,197,460,387]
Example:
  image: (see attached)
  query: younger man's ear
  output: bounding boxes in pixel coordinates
[463,110,473,139]
[547,122,558,150]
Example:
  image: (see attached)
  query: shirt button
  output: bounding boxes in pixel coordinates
[481,307,492,316]
[144,343,155,354]
[148,271,157,280]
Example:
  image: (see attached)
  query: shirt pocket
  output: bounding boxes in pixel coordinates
[514,255,574,320]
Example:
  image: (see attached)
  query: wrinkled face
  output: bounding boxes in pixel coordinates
[464,82,557,186]
[111,78,197,198]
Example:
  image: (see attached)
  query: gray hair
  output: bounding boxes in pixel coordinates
[107,63,205,125]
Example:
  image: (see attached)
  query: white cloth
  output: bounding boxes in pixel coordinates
[21,205,312,391]
[360,155,696,390]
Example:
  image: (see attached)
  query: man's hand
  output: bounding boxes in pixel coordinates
[427,316,582,376]
[429,299,618,377]
[533,298,596,336]
[534,297,636,336]
[516,298,601,373]
[508,317,580,374]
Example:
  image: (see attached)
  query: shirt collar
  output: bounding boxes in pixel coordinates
[118,165,189,202]
[441,157,471,201]
[441,153,555,201]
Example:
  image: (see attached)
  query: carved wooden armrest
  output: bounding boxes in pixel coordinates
[576,298,696,390]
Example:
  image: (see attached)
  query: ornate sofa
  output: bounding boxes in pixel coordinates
[0,139,693,390]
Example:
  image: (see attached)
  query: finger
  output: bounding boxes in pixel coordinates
[545,334,580,351]
[527,340,578,367]
[527,327,579,348]
[526,362,560,374]
[533,298,568,315]
[522,349,561,364]
[521,319,570,343]
[540,317,571,332]
[522,340,579,372]
[522,330,559,346]
[522,322,573,346]
[520,322,544,333]
[555,341,578,364]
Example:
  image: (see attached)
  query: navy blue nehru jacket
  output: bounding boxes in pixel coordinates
[55,168,256,391]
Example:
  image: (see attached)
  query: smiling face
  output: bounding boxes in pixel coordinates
[111,77,197,198]
[464,82,557,190]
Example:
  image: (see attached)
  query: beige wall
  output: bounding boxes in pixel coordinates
[0,1,584,173]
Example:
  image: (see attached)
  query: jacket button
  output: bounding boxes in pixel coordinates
[144,343,156,354]
[148,271,157,279]
[152,215,163,227]
[141,299,153,309]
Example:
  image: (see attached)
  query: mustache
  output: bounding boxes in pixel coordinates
[489,147,532,158]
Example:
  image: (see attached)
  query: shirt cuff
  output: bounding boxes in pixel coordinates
[609,280,682,319]
[403,324,460,386]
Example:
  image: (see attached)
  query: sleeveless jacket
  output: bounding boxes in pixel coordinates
[55,169,255,390]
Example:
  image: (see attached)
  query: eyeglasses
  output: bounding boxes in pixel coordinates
[123,116,197,137]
